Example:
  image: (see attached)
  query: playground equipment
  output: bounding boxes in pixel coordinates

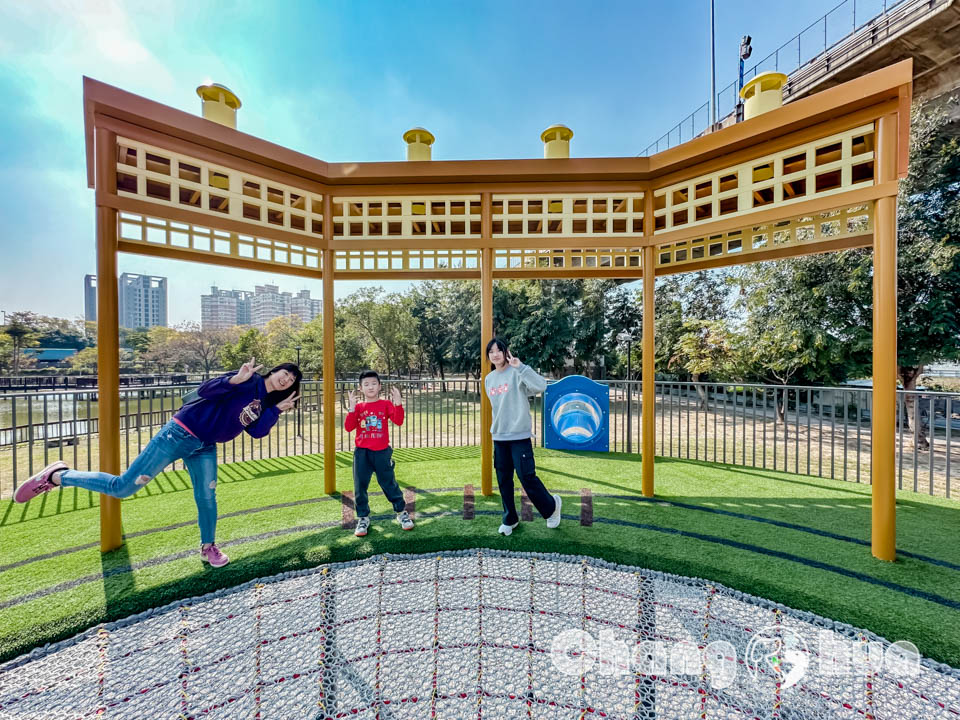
[544,375,609,452]
[2,550,955,718]
[82,59,911,560]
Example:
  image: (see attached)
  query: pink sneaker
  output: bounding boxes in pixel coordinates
[200,543,230,568]
[14,461,67,504]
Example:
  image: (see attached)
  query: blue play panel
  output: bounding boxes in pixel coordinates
[543,375,609,452]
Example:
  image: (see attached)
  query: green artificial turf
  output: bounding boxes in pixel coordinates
[1,447,959,669]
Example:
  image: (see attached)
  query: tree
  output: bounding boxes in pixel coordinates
[0,334,13,374]
[2,312,39,375]
[669,318,739,408]
[68,346,99,374]
[410,281,450,382]
[445,282,481,379]
[654,271,733,378]
[175,322,231,374]
[494,280,579,375]
[262,315,305,367]
[218,327,270,372]
[573,279,617,378]
[340,287,416,378]
[297,316,324,377]
[140,326,182,372]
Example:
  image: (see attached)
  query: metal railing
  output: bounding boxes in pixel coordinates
[0,373,212,392]
[0,380,956,499]
[642,0,946,155]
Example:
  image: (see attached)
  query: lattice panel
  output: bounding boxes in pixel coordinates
[655,203,874,269]
[115,137,324,237]
[334,248,479,272]
[332,197,481,239]
[118,213,321,270]
[494,247,642,270]
[492,194,644,237]
[653,124,875,235]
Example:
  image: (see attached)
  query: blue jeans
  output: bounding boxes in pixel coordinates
[59,420,220,544]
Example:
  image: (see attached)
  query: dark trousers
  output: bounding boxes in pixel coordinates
[493,438,557,525]
[353,446,405,518]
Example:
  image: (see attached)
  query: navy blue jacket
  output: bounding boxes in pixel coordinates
[174,372,281,444]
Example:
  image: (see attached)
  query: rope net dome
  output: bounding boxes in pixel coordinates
[1,550,958,719]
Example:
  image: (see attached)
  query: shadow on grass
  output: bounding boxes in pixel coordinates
[5,507,960,669]
[1,449,490,528]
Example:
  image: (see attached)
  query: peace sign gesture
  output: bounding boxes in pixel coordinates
[230,357,263,385]
[276,393,300,412]
[390,386,403,406]
[507,351,521,369]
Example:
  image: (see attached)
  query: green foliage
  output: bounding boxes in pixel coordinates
[218,327,270,372]
[339,287,417,377]
[67,346,99,373]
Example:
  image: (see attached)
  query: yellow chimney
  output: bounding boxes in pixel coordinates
[196,83,242,129]
[540,124,573,159]
[403,127,435,161]
[739,72,788,120]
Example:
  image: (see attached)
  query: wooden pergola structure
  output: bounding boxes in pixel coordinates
[83,60,912,561]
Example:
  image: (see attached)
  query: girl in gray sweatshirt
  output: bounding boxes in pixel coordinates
[484,338,562,536]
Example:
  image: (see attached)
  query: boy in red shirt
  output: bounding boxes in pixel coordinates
[345,370,414,536]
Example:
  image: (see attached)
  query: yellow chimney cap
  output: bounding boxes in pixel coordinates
[196,83,242,109]
[540,124,574,143]
[403,127,435,145]
[739,72,788,100]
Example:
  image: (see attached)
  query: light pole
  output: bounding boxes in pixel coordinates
[710,0,716,129]
[618,331,634,453]
[738,35,753,121]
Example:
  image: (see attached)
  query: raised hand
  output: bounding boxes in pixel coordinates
[390,386,403,405]
[347,389,358,412]
[507,351,521,368]
[231,357,263,384]
[276,393,300,412]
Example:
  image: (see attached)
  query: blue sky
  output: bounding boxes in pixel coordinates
[0,0,866,325]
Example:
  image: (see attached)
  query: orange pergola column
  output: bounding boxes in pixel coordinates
[479,193,493,495]
[641,244,656,498]
[95,127,123,553]
[322,249,336,494]
[872,113,899,562]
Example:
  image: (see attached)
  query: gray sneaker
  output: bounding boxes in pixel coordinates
[397,510,414,531]
[354,516,371,537]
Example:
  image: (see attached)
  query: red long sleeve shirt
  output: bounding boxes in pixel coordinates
[344,399,404,450]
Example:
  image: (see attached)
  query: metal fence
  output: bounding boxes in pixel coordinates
[0,373,212,392]
[0,380,956,499]
[642,0,947,155]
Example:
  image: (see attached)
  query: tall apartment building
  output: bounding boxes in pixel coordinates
[289,289,322,324]
[84,273,168,329]
[251,285,289,329]
[201,287,254,331]
[201,284,318,330]
[83,275,97,323]
[118,274,168,329]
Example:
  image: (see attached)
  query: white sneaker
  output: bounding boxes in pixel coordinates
[354,516,371,537]
[498,521,519,536]
[397,510,414,531]
[546,494,562,529]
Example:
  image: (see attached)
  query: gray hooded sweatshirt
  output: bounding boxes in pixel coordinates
[484,363,548,441]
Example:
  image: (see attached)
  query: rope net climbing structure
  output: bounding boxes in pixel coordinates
[1,550,958,719]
